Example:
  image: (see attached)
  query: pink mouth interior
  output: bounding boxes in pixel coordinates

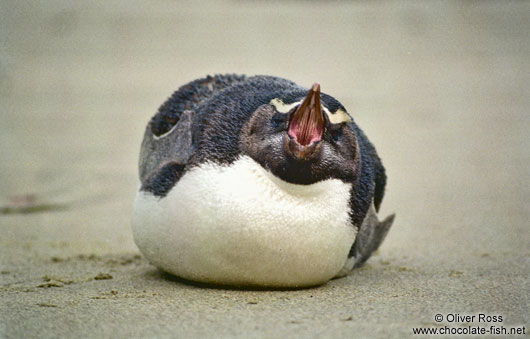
[287,83,324,147]
[288,111,323,146]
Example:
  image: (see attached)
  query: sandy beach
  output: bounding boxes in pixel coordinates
[1,1,528,338]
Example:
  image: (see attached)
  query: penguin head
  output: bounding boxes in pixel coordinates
[241,83,360,185]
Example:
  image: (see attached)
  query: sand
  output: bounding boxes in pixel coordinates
[1,1,528,338]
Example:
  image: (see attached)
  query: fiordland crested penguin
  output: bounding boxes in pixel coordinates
[132,74,395,288]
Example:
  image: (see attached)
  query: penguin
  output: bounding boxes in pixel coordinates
[132,74,395,288]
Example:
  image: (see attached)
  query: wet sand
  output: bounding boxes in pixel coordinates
[1,1,529,338]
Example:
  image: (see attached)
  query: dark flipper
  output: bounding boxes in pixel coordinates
[139,110,194,191]
[335,203,395,277]
[141,162,187,197]
[139,74,247,194]
[352,204,395,268]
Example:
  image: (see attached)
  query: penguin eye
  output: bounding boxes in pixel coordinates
[271,113,287,129]
[329,127,343,142]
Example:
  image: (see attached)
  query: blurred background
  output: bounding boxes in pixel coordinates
[1,0,528,337]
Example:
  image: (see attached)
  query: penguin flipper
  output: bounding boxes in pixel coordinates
[352,203,395,268]
[139,110,194,187]
[335,203,395,278]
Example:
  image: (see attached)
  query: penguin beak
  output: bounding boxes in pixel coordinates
[287,83,324,159]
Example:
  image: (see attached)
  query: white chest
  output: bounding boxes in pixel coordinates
[132,156,356,287]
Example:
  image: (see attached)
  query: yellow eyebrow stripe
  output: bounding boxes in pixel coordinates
[269,98,301,113]
[325,108,352,124]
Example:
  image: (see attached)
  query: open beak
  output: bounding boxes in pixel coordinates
[287,83,324,159]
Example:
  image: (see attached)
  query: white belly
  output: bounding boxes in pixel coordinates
[132,156,356,287]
